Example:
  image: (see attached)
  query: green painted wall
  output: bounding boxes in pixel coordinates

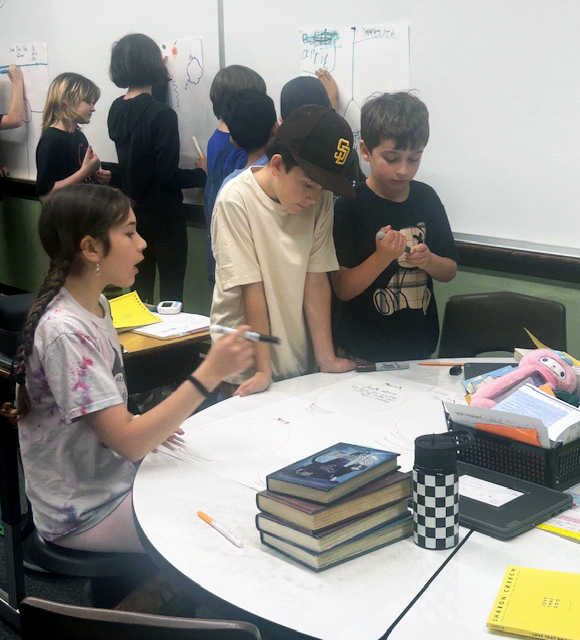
[2,195,579,357]
[434,270,580,357]
[0,195,213,314]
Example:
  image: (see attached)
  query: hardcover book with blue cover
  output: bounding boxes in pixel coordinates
[266,442,399,504]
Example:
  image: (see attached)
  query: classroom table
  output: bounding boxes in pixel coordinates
[118,329,210,395]
[132,360,580,640]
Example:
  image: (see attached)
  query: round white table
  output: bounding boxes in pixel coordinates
[133,360,579,639]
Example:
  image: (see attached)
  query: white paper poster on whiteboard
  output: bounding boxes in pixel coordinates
[0,43,49,179]
[299,24,409,146]
[160,36,206,170]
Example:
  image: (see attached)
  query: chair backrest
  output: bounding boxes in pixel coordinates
[20,597,262,640]
[0,293,34,361]
[437,292,567,358]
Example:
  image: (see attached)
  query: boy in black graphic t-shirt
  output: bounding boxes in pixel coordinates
[332,93,458,362]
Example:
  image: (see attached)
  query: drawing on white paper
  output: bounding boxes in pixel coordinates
[299,24,409,147]
[161,37,206,167]
[378,410,448,455]
[0,42,49,179]
[308,382,408,414]
[186,418,292,462]
[172,373,452,490]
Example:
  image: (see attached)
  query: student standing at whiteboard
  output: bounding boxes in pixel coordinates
[204,65,266,287]
[332,93,457,362]
[0,64,24,178]
[35,73,106,200]
[108,33,206,304]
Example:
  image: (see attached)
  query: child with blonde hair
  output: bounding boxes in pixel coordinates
[36,72,109,199]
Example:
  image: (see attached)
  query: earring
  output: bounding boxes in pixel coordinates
[95,263,101,276]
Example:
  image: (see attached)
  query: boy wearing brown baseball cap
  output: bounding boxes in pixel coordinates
[210,105,356,396]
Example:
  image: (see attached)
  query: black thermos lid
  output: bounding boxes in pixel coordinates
[414,433,459,472]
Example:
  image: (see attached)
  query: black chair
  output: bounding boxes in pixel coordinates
[437,292,567,358]
[19,597,262,640]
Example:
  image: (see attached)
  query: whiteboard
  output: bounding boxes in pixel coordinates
[0,0,220,181]
[223,0,580,250]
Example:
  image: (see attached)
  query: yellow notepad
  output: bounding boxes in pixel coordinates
[487,565,580,640]
[109,291,161,331]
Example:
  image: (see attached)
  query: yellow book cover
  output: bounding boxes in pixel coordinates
[487,565,580,640]
[109,291,161,331]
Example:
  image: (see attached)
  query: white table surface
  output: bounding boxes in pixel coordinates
[133,359,580,640]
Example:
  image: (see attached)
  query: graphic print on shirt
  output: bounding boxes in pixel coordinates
[110,340,128,404]
[373,223,431,317]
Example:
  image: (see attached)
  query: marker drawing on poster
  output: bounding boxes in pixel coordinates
[299,24,409,166]
[161,36,206,169]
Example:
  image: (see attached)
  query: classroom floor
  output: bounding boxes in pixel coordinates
[0,533,263,639]
[0,533,91,639]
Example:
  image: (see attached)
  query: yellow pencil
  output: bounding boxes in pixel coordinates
[418,361,465,366]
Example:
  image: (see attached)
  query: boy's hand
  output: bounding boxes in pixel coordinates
[375,226,408,264]
[235,371,271,397]
[404,243,432,270]
[315,68,338,111]
[318,356,356,374]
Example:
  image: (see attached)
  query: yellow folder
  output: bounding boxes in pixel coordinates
[109,291,161,331]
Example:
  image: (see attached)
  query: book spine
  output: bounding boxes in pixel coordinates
[487,624,570,640]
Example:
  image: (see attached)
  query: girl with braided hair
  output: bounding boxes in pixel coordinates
[12,184,253,553]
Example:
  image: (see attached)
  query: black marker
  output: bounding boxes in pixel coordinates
[210,324,281,344]
[356,361,409,372]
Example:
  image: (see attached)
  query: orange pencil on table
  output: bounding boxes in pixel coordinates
[197,510,243,548]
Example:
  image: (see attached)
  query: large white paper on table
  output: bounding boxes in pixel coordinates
[0,43,49,179]
[157,372,455,491]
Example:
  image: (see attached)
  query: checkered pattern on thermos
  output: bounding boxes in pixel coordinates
[412,469,459,549]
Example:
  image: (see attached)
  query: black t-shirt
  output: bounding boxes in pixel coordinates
[333,181,458,361]
[35,127,89,196]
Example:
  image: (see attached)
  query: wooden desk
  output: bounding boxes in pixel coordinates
[131,360,580,639]
[118,329,209,355]
[0,331,211,395]
[118,330,210,395]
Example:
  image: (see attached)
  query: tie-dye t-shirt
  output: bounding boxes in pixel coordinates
[18,288,137,541]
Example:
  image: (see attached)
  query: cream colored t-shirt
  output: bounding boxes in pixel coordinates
[210,167,338,384]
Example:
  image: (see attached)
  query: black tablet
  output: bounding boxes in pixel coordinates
[458,462,573,540]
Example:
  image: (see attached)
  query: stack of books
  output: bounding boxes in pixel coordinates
[256,442,412,571]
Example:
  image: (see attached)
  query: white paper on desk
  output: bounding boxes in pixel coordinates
[444,401,552,449]
[494,384,580,446]
[177,373,451,490]
[133,312,209,339]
